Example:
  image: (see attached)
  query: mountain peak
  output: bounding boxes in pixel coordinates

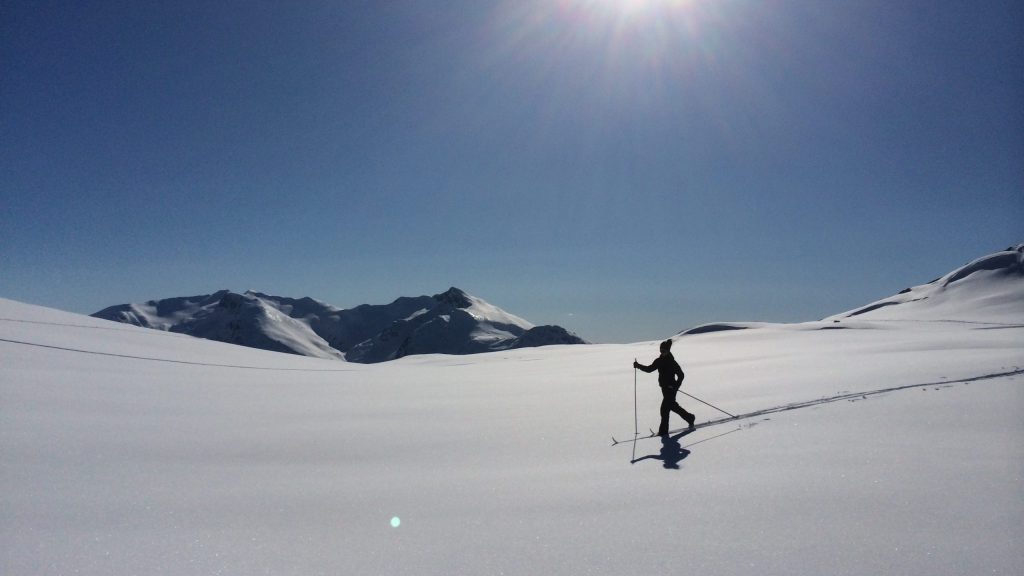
[433,287,473,309]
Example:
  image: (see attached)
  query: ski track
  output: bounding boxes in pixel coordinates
[613,367,1024,446]
[0,337,359,372]
[0,317,186,336]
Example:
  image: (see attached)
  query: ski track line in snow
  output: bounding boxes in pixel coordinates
[613,367,1024,446]
[0,317,208,343]
[1,317,180,333]
[843,319,1024,328]
[0,337,359,372]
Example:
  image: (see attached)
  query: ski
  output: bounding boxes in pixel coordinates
[611,422,706,445]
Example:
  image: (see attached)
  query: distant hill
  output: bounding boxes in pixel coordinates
[92,287,587,362]
[825,243,1024,323]
[676,243,1024,337]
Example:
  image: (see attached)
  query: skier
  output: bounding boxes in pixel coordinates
[634,339,695,436]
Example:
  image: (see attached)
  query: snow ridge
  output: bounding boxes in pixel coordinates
[826,243,1024,323]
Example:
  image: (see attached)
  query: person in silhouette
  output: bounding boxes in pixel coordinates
[634,339,695,436]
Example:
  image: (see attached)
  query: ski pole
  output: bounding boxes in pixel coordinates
[678,390,736,419]
[631,364,640,462]
[633,363,639,437]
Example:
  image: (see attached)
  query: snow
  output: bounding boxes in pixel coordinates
[461,291,535,330]
[827,243,1023,323]
[2,249,1023,574]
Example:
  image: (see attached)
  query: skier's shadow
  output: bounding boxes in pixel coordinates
[631,430,692,469]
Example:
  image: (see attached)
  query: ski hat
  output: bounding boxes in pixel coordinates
[660,339,672,352]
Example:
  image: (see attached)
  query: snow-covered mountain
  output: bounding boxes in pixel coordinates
[92,287,587,362]
[90,290,345,360]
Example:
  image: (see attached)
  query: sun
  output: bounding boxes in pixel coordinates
[615,0,665,14]
[557,0,704,33]
[598,0,697,18]
[607,0,652,12]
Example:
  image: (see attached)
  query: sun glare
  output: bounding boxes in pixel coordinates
[485,0,730,118]
[598,0,697,18]
[557,0,707,36]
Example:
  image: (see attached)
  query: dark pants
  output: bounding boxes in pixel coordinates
[659,386,694,435]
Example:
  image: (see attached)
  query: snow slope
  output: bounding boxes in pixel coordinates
[2,297,1022,573]
[826,243,1024,323]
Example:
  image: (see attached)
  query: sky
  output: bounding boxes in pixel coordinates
[1,0,1021,344]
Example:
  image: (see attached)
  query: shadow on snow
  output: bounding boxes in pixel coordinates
[631,429,693,469]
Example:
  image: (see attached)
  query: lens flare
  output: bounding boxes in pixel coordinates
[483,0,735,121]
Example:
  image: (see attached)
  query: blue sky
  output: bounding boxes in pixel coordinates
[2,0,1021,343]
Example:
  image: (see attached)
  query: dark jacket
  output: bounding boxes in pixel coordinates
[637,352,684,389]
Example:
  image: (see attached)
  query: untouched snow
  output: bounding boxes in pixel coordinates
[2,291,1022,575]
[827,243,1023,323]
[460,291,534,330]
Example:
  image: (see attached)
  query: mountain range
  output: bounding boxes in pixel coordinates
[92,287,587,363]
[89,244,1023,362]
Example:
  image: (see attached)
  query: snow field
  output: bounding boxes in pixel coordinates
[1,297,1022,574]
